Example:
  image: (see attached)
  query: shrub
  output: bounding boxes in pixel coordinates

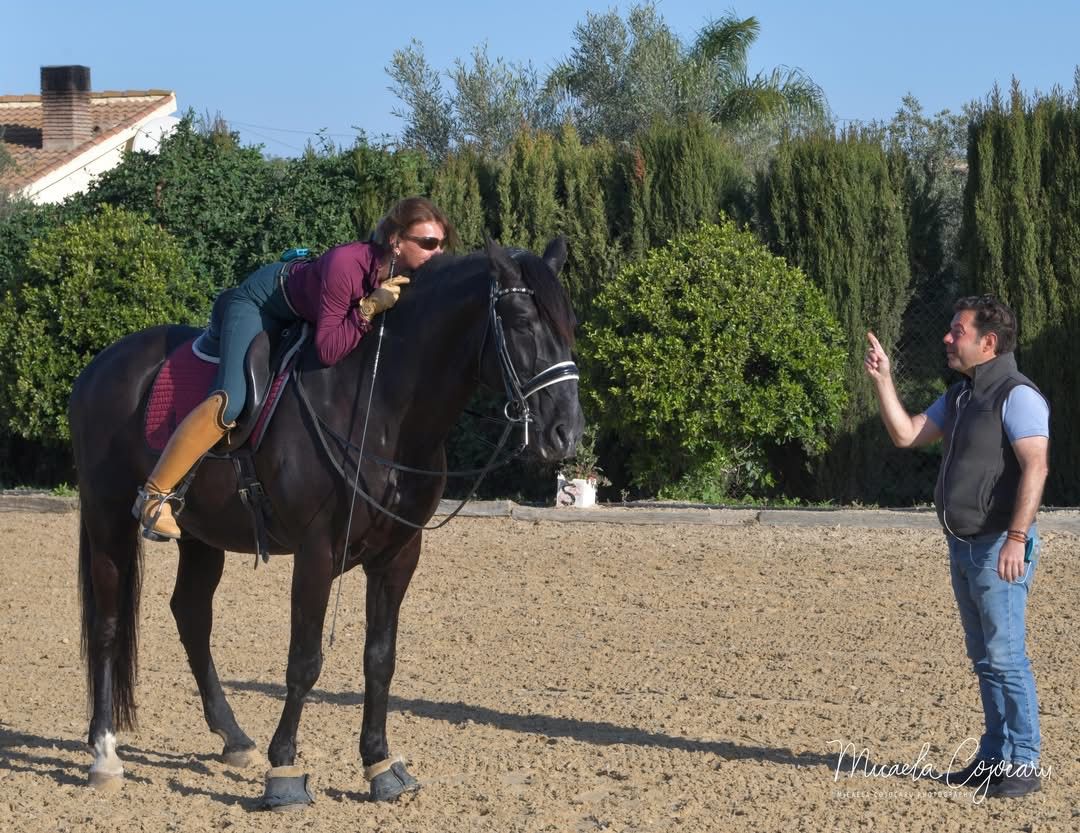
[581,220,847,498]
[0,201,84,297]
[757,130,912,501]
[0,205,205,445]
[78,117,276,290]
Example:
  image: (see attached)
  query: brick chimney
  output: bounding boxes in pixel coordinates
[41,65,93,151]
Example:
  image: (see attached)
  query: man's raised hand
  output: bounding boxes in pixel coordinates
[864,331,891,381]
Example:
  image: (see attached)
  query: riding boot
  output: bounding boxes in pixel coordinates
[134,392,232,541]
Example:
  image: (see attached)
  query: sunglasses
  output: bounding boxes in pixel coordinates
[401,233,447,251]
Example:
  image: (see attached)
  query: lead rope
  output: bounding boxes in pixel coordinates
[328,255,393,648]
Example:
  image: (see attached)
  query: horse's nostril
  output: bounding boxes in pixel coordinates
[555,423,572,450]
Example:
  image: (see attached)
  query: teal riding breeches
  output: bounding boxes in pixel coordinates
[207,261,299,425]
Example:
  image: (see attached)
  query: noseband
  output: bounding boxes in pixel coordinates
[489,278,579,449]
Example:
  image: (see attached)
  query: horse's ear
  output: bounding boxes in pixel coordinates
[485,234,518,278]
[541,236,568,276]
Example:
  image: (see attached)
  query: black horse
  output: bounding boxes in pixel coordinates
[69,237,584,807]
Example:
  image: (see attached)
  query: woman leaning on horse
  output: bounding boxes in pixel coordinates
[133,196,455,541]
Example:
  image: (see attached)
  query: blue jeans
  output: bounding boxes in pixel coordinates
[947,528,1041,765]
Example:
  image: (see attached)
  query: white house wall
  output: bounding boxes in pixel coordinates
[22,96,178,205]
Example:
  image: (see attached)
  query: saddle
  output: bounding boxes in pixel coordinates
[144,322,308,454]
[143,322,308,564]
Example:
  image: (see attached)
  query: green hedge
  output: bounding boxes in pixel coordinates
[0,205,205,445]
[581,221,846,499]
[7,100,1078,504]
[962,86,1080,503]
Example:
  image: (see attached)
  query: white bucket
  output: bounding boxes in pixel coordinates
[555,475,597,508]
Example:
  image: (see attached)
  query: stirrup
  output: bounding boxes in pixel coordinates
[132,487,181,542]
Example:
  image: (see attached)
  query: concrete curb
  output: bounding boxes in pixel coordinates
[509,504,758,526]
[0,494,79,513]
[5,492,1080,533]
[757,508,942,529]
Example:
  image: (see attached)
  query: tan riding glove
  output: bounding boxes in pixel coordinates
[357,275,410,321]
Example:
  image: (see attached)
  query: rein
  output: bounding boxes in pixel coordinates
[295,371,516,532]
[294,271,579,533]
[328,310,387,647]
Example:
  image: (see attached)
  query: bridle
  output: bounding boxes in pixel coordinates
[295,266,580,530]
[488,278,579,449]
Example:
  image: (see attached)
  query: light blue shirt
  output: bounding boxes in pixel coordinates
[925,384,1049,442]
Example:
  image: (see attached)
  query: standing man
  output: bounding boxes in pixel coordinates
[864,295,1049,799]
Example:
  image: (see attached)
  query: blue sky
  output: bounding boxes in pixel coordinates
[6,1,1079,157]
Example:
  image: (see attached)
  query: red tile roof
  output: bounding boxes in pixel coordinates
[0,90,176,192]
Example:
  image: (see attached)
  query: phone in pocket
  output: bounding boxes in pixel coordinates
[1024,536,1034,563]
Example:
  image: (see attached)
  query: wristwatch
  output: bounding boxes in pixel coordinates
[358,297,377,321]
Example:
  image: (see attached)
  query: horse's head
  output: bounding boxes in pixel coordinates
[483,237,585,461]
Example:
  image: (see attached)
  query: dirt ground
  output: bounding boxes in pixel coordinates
[0,510,1076,832]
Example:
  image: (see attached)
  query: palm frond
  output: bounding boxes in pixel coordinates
[713,66,829,131]
[713,82,786,127]
[768,66,830,123]
[692,13,759,75]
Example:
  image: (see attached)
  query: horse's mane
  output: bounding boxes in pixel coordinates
[411,248,577,347]
[511,249,577,348]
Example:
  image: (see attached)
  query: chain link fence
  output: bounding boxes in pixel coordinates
[862,293,955,507]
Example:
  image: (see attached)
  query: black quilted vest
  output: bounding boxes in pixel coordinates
[934,352,1043,537]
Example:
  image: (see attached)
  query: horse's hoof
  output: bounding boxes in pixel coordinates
[88,770,124,793]
[222,745,259,768]
[369,760,421,802]
[259,766,314,811]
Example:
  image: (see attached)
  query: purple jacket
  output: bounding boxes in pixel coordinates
[284,242,385,366]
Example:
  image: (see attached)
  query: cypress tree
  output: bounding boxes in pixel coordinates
[496,130,559,251]
[962,82,1080,502]
[609,143,650,259]
[431,147,486,249]
[637,117,744,248]
[351,142,434,239]
[553,125,623,315]
[759,129,913,502]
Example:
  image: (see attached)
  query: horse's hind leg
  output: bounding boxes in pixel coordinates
[80,505,143,792]
[172,538,257,766]
[360,533,422,802]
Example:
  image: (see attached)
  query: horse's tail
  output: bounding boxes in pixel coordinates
[78,512,144,732]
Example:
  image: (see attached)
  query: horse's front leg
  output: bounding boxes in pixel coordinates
[361,532,422,802]
[259,541,334,811]
[172,538,257,766]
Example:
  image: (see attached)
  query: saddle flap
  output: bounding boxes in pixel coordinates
[145,325,308,456]
[214,323,309,453]
[215,334,270,451]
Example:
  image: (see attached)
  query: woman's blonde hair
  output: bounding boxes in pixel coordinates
[372,197,457,250]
